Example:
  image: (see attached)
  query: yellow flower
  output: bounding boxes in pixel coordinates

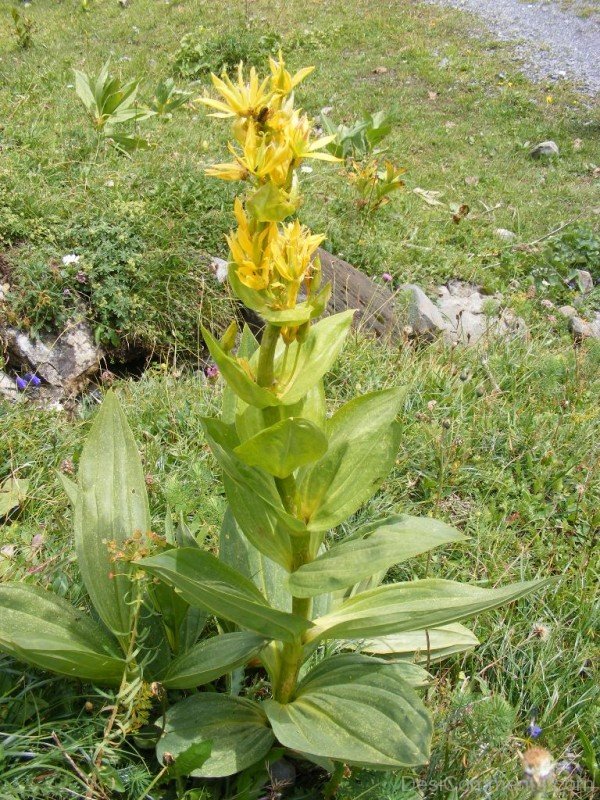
[206,120,292,185]
[270,220,324,284]
[269,51,315,96]
[226,199,277,290]
[283,111,340,166]
[200,63,272,119]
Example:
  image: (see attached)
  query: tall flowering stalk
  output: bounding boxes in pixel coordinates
[139,55,547,781]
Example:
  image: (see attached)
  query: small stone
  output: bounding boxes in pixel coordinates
[530,141,559,159]
[574,269,594,294]
[398,284,448,341]
[570,313,600,341]
[573,138,583,151]
[372,66,388,74]
[558,305,577,318]
[495,228,516,241]
[210,256,228,283]
[465,175,479,186]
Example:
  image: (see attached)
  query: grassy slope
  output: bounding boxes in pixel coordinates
[0,1,599,799]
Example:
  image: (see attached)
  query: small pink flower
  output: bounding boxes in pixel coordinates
[382,272,393,283]
[205,364,219,380]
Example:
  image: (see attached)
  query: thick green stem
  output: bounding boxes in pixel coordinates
[255,320,314,703]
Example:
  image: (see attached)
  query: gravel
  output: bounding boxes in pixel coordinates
[426,0,600,94]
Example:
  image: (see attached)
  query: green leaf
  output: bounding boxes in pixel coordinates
[0,477,29,519]
[157,694,274,778]
[139,548,312,644]
[308,577,552,643]
[73,69,96,113]
[264,654,432,767]
[358,623,479,664]
[219,508,291,612]
[58,473,79,507]
[234,418,328,478]
[202,326,281,409]
[168,741,213,778]
[273,311,355,405]
[289,515,465,597]
[297,388,405,532]
[202,418,305,569]
[162,632,267,689]
[75,391,151,644]
[246,182,296,223]
[0,584,124,683]
[228,266,330,326]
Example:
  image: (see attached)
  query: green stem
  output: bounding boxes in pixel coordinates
[257,323,280,389]
[322,761,345,799]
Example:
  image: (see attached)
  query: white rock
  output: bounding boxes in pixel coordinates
[398,284,448,340]
[570,313,600,340]
[210,257,229,283]
[530,141,559,158]
[558,305,578,318]
[495,228,517,241]
[574,269,594,294]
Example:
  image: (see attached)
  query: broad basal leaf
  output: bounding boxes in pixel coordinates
[358,623,479,664]
[0,584,124,683]
[308,577,552,643]
[234,417,328,478]
[289,515,465,597]
[139,549,312,644]
[162,632,267,689]
[157,694,274,778]
[76,391,151,645]
[297,388,405,532]
[264,654,432,767]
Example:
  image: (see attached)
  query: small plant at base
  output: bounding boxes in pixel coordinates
[11,7,33,49]
[149,78,192,118]
[321,110,405,214]
[73,60,154,155]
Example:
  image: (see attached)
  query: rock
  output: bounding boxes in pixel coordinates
[573,269,594,294]
[1,322,104,394]
[0,371,20,402]
[210,256,228,283]
[495,228,517,241]
[530,141,559,159]
[318,249,403,340]
[436,280,526,344]
[558,304,578,318]
[569,313,600,341]
[397,284,447,341]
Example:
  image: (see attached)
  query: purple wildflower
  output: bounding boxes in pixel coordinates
[15,376,28,391]
[528,722,543,739]
[23,372,41,387]
[205,364,219,380]
[382,272,393,283]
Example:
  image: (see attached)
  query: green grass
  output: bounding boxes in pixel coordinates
[1,0,599,798]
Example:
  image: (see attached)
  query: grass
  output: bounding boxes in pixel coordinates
[0,0,599,798]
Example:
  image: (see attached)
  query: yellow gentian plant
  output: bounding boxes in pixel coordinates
[0,53,549,794]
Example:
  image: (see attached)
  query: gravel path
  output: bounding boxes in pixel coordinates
[426,0,600,95]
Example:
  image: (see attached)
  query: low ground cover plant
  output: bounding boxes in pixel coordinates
[0,53,551,797]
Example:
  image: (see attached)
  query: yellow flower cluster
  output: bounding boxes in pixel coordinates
[201,53,337,308]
